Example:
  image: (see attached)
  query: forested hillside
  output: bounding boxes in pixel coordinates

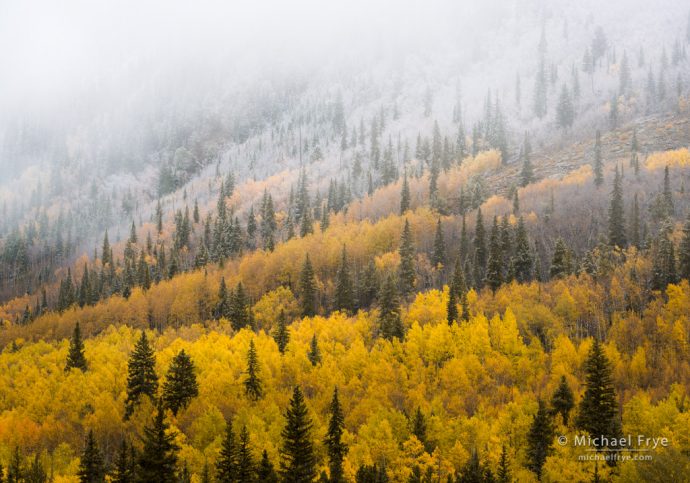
[1,0,690,482]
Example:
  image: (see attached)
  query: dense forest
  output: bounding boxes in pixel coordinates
[1,0,690,482]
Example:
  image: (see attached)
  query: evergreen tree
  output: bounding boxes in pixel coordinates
[237,426,255,483]
[324,388,348,483]
[398,220,416,295]
[273,309,290,354]
[300,255,318,317]
[663,165,674,216]
[679,214,690,280]
[355,463,389,483]
[257,450,279,483]
[378,275,404,340]
[124,331,158,420]
[162,349,199,416]
[411,407,432,453]
[431,219,446,269]
[400,173,411,214]
[307,335,321,366]
[77,430,105,483]
[112,439,136,483]
[556,84,575,130]
[512,217,533,282]
[7,447,22,483]
[630,193,641,248]
[652,226,678,290]
[593,130,604,187]
[137,400,179,483]
[26,454,47,483]
[216,277,231,320]
[527,399,554,480]
[485,216,503,293]
[65,322,87,372]
[216,419,240,482]
[576,339,622,452]
[229,282,251,331]
[244,340,263,401]
[447,290,459,325]
[608,165,627,248]
[280,386,317,483]
[551,375,575,425]
[474,208,487,288]
[334,245,355,313]
[550,238,572,279]
[520,133,534,187]
[497,445,510,483]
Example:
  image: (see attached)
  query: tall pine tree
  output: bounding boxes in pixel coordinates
[608,165,627,248]
[137,400,179,483]
[77,430,105,483]
[300,255,318,317]
[162,349,199,416]
[398,220,416,295]
[244,339,263,401]
[324,387,348,483]
[124,331,158,420]
[65,322,87,372]
[280,386,317,483]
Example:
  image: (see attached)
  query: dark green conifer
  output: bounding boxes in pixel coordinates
[551,375,575,425]
[485,216,503,293]
[608,165,627,248]
[65,322,88,372]
[77,430,105,483]
[137,399,179,483]
[576,339,622,453]
[162,349,199,416]
[124,331,158,420]
[216,419,240,482]
[273,310,290,354]
[244,340,263,401]
[307,335,321,366]
[398,220,416,295]
[257,450,279,482]
[334,245,355,314]
[431,219,446,269]
[324,388,348,483]
[280,386,317,483]
[300,255,318,317]
[378,275,404,340]
[526,399,554,480]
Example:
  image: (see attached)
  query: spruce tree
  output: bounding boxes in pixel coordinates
[551,375,575,425]
[324,388,348,483]
[137,400,179,483]
[216,419,240,482]
[663,164,674,216]
[497,445,510,483]
[300,255,318,317]
[26,454,47,483]
[473,208,487,288]
[257,450,279,483]
[65,322,88,372]
[273,309,290,354]
[112,439,136,483]
[307,335,321,366]
[679,214,690,280]
[334,245,355,314]
[447,290,459,325]
[162,349,199,416]
[576,339,622,451]
[608,165,627,248]
[485,216,503,293]
[216,277,231,320]
[398,220,416,295]
[630,193,641,248]
[124,331,158,420]
[431,219,446,269]
[550,238,572,279]
[77,430,105,483]
[400,173,411,214]
[237,426,255,483]
[556,84,575,130]
[526,399,554,480]
[512,217,533,282]
[280,386,317,483]
[520,133,534,187]
[244,340,263,401]
[7,447,22,483]
[411,407,432,453]
[593,130,604,187]
[378,275,404,340]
